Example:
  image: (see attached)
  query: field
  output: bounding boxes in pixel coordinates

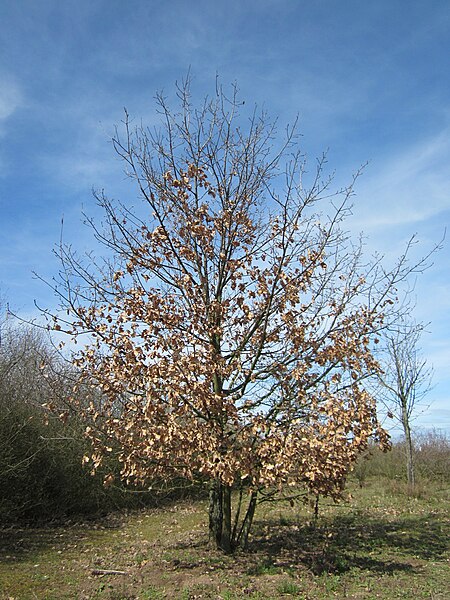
[0,477,448,599]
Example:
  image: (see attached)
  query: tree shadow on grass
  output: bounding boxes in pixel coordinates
[0,527,80,563]
[249,510,449,575]
[0,517,122,564]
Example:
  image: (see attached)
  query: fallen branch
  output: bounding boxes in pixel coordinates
[91,568,128,576]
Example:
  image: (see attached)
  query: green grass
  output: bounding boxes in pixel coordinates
[0,477,449,599]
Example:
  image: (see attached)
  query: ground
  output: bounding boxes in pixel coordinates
[0,478,448,599]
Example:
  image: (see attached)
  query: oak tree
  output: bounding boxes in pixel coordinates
[47,80,421,552]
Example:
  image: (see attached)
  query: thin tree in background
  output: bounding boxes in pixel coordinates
[377,320,433,490]
[43,79,432,552]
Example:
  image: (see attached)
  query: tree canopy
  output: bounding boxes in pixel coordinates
[46,80,424,551]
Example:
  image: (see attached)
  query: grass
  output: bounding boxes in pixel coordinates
[0,477,448,599]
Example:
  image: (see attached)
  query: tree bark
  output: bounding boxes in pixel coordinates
[208,482,232,552]
[209,481,223,548]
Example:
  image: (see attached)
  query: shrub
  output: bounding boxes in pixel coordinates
[352,430,450,488]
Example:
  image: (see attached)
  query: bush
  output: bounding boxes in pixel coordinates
[352,430,450,489]
[0,319,144,523]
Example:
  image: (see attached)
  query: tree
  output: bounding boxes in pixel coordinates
[376,319,433,490]
[45,79,425,552]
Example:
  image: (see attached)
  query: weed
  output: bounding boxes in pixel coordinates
[277,579,301,595]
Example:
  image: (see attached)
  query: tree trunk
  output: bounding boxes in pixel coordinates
[221,484,232,553]
[208,482,258,553]
[209,481,223,548]
[402,404,415,492]
[208,482,232,552]
[237,490,258,550]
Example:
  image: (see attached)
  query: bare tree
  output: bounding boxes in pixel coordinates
[376,320,433,490]
[43,79,430,552]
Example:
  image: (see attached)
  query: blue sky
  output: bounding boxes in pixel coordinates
[0,0,449,434]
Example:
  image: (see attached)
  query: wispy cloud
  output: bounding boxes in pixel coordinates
[0,77,22,123]
[0,76,23,174]
[351,128,450,231]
